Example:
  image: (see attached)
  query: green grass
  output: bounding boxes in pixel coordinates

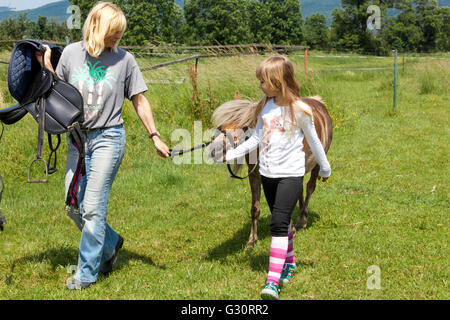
[0,50,448,299]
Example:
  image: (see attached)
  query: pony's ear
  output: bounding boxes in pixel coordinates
[234,91,241,100]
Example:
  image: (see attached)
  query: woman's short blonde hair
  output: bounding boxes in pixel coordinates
[82,1,127,58]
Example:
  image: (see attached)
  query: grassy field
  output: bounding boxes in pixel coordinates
[0,49,448,300]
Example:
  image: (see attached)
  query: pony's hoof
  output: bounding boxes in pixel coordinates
[245,240,257,248]
[295,222,307,231]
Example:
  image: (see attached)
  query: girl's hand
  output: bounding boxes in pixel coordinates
[318,176,328,182]
[152,137,170,158]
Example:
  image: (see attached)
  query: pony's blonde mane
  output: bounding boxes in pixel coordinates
[212,100,257,129]
[213,97,325,129]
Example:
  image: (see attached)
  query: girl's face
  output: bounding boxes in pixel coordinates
[259,79,279,98]
[104,32,123,48]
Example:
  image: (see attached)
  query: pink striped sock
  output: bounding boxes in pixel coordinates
[285,224,295,265]
[266,236,288,286]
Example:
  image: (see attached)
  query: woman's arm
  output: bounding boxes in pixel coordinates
[131,92,170,158]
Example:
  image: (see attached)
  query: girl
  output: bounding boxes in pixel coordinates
[36,2,170,289]
[225,56,331,300]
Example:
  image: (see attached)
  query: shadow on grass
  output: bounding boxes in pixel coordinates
[206,214,271,262]
[114,249,166,272]
[206,206,320,265]
[205,208,321,272]
[6,246,165,285]
[292,210,321,232]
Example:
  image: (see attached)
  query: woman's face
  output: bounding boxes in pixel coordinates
[259,79,279,98]
[104,32,123,48]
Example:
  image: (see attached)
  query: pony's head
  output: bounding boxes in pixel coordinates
[207,99,257,163]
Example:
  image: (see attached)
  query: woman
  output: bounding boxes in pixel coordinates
[36,2,170,289]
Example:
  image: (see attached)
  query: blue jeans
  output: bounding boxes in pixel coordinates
[65,125,126,283]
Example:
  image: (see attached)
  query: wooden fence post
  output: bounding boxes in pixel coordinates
[304,47,308,82]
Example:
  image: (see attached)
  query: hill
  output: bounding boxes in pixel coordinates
[0,0,448,24]
[0,1,70,22]
[0,0,341,23]
[301,0,341,23]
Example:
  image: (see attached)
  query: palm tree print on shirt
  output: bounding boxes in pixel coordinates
[71,61,117,123]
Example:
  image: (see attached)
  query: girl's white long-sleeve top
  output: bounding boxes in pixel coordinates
[225,98,331,178]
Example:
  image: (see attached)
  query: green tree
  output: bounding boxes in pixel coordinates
[436,6,450,51]
[261,0,304,44]
[183,0,253,45]
[414,0,440,52]
[247,0,272,43]
[31,16,49,40]
[331,0,388,54]
[46,18,71,42]
[304,13,330,50]
[156,0,185,44]
[0,13,33,40]
[380,0,422,51]
[70,0,184,46]
[379,0,446,52]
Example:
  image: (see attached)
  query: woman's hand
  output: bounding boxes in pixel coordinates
[152,136,170,158]
[318,176,328,182]
[35,45,54,72]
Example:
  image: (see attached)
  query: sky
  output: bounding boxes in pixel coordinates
[0,0,62,11]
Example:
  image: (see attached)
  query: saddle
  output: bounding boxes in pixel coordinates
[0,40,86,220]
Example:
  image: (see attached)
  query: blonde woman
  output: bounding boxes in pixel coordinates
[36,2,170,289]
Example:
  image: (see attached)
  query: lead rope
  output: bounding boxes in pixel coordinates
[65,123,85,214]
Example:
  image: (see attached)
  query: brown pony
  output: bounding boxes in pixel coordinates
[208,94,332,247]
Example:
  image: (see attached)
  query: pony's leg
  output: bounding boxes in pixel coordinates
[246,155,261,248]
[296,165,319,230]
[295,176,305,231]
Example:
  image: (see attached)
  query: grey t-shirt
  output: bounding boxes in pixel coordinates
[55,41,147,129]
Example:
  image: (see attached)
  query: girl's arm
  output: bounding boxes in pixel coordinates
[298,112,331,179]
[225,116,262,161]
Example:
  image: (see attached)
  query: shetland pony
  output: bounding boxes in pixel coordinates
[208,96,332,247]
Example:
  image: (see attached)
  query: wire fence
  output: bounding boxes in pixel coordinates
[1,40,446,93]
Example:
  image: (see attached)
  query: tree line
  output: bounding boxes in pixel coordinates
[0,0,448,54]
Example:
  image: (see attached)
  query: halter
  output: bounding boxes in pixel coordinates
[169,126,258,180]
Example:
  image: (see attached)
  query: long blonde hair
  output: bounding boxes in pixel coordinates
[82,1,127,58]
[254,55,311,131]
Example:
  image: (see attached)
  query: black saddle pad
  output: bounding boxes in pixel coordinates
[7,39,62,103]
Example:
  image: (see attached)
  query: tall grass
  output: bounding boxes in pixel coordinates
[0,51,448,300]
